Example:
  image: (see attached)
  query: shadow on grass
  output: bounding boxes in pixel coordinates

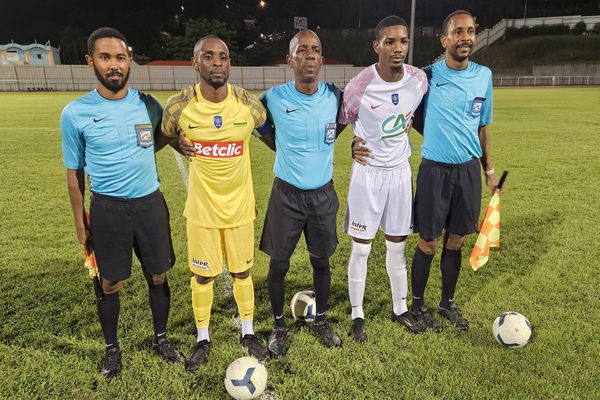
[462,211,562,301]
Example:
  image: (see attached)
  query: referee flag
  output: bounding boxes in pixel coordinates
[470,171,508,271]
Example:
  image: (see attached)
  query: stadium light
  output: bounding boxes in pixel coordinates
[259,0,266,8]
[408,0,416,65]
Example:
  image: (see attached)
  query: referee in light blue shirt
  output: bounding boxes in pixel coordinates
[409,10,500,332]
[61,27,182,378]
[255,30,344,356]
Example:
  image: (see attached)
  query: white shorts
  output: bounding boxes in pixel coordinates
[344,162,413,240]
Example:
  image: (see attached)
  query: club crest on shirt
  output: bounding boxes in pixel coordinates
[391,93,399,105]
[324,123,337,145]
[214,115,223,128]
[135,124,154,148]
[471,97,485,118]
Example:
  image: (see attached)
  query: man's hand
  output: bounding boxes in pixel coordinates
[486,173,500,197]
[77,226,92,248]
[178,133,196,160]
[351,136,371,165]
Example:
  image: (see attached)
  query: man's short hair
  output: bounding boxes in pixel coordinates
[193,35,225,58]
[374,16,409,41]
[441,10,474,35]
[87,27,129,55]
[288,30,320,54]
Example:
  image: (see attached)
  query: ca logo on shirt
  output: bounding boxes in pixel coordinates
[380,110,413,139]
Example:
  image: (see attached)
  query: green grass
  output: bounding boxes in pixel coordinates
[1,88,599,399]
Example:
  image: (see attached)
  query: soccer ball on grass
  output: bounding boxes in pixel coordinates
[290,290,316,323]
[224,356,267,399]
[492,311,532,348]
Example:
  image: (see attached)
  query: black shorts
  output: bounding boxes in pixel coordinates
[89,189,175,282]
[414,158,481,241]
[259,178,339,260]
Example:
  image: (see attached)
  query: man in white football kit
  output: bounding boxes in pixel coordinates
[339,16,428,341]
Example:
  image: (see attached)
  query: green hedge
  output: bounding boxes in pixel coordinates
[505,24,571,39]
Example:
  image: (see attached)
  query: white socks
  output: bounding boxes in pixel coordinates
[347,241,372,320]
[386,240,408,315]
[241,320,254,337]
[197,327,210,343]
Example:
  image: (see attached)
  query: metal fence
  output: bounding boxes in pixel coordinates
[1,65,599,91]
[0,65,363,92]
[494,75,600,86]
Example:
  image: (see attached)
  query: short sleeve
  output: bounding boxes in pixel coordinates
[253,90,274,137]
[161,95,182,138]
[245,91,267,129]
[61,106,84,170]
[480,72,494,126]
[337,80,357,125]
[161,86,195,138]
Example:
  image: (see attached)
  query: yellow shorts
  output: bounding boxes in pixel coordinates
[186,220,255,277]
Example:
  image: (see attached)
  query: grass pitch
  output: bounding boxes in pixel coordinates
[0,88,599,399]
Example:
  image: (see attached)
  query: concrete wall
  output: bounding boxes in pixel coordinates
[0,65,364,91]
[1,64,598,91]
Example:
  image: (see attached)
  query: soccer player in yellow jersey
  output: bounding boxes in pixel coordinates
[161,36,273,371]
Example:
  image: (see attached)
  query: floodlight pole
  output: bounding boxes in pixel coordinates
[408,0,416,65]
[523,0,528,25]
[358,0,362,30]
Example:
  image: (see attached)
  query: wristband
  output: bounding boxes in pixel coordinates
[485,168,495,176]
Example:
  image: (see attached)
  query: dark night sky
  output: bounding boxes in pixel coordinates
[1,0,597,49]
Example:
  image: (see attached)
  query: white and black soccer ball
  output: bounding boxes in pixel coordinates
[224,356,267,400]
[492,311,532,348]
[290,290,316,323]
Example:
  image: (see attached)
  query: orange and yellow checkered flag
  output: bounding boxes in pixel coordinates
[470,171,508,271]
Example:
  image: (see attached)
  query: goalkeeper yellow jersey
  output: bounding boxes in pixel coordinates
[162,83,267,228]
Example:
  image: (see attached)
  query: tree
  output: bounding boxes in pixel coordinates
[59,26,87,65]
[572,21,587,36]
[162,18,239,61]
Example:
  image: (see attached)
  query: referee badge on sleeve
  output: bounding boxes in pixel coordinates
[135,124,154,148]
[324,123,337,145]
[471,97,485,118]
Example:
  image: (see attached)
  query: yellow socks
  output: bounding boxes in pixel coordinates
[233,275,254,322]
[190,276,214,329]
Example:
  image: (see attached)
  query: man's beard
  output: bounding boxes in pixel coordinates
[450,51,469,62]
[94,67,130,93]
[205,77,227,90]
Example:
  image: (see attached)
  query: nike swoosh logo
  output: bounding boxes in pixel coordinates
[370,104,382,109]
[93,116,107,123]
[436,82,449,87]
[188,124,201,129]
[286,108,298,113]
[246,258,254,264]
